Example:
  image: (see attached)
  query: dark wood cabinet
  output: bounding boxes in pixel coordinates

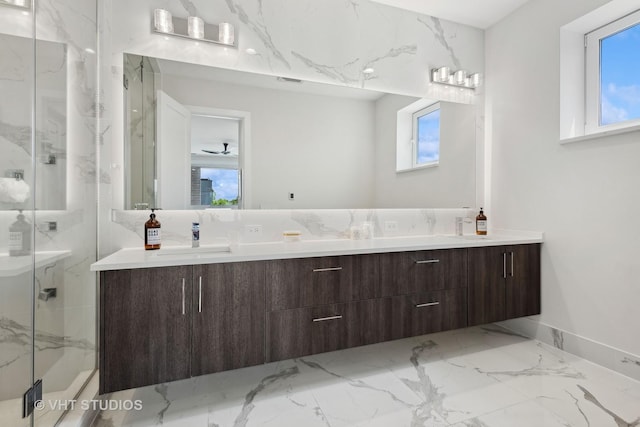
[100,243,540,393]
[505,244,541,319]
[266,298,392,362]
[265,256,355,311]
[100,262,266,394]
[100,266,192,394]
[266,248,469,363]
[468,244,540,326]
[390,288,467,340]
[379,249,467,297]
[191,262,265,376]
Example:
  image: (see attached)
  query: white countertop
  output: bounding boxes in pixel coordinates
[91,231,543,272]
[0,250,72,277]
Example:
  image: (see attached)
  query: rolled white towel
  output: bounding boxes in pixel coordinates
[0,177,30,203]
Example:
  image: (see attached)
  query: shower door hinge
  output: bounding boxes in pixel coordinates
[22,379,43,418]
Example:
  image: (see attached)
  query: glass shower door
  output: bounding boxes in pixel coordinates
[0,4,36,427]
[0,0,99,425]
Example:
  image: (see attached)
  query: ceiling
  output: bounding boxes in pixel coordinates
[369,0,531,29]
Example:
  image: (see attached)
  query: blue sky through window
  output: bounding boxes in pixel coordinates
[416,109,440,164]
[201,168,238,201]
[600,22,640,125]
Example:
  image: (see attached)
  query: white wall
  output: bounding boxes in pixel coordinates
[374,94,476,208]
[486,0,640,357]
[161,74,376,209]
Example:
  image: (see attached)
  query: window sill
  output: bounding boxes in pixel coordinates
[396,162,439,173]
[559,123,640,145]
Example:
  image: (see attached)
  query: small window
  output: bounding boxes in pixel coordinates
[191,167,239,207]
[412,103,440,168]
[585,10,640,132]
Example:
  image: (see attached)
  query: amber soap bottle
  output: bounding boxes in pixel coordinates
[476,208,487,235]
[144,209,161,250]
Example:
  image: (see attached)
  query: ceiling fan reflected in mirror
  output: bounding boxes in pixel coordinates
[202,142,232,155]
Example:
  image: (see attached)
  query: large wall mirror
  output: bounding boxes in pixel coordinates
[0,34,67,211]
[123,53,476,210]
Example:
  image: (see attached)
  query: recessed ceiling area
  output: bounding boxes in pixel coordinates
[369,0,531,29]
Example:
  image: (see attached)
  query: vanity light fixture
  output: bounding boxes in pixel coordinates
[0,0,31,10]
[219,22,234,45]
[154,9,174,33]
[245,48,257,55]
[151,10,237,47]
[430,66,481,89]
[188,16,205,39]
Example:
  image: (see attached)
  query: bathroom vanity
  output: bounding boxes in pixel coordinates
[92,235,541,394]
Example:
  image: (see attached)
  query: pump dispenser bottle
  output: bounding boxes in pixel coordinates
[144,209,161,250]
[9,210,31,256]
[476,208,487,236]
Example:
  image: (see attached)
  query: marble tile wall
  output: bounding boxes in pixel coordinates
[109,208,478,249]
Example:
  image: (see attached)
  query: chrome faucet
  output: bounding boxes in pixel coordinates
[192,222,200,248]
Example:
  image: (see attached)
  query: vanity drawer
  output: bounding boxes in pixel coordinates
[266,298,391,362]
[380,249,468,297]
[265,256,356,311]
[390,288,467,339]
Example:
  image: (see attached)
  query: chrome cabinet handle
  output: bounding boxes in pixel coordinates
[312,267,343,272]
[503,253,507,279]
[415,259,440,264]
[181,278,186,315]
[510,252,514,277]
[312,315,342,322]
[415,301,440,308]
[198,276,202,313]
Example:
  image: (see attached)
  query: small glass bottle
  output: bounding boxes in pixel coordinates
[476,208,487,236]
[9,210,31,256]
[144,209,161,250]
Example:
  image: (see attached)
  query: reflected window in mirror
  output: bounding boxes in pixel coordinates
[413,103,440,167]
[191,167,239,208]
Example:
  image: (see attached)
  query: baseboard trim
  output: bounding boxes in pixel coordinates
[497,317,640,382]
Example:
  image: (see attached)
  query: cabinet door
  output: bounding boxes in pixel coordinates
[267,307,313,362]
[100,266,192,394]
[191,262,266,376]
[467,246,507,326]
[505,244,541,319]
[380,249,467,297]
[266,256,353,311]
[391,288,467,340]
[346,298,393,348]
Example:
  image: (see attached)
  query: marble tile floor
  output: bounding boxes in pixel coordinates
[92,325,640,427]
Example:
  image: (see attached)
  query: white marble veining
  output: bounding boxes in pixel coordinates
[107,208,489,253]
[499,317,640,384]
[91,231,542,272]
[93,325,640,427]
[0,250,70,277]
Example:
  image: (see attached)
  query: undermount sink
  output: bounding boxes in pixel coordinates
[154,244,231,256]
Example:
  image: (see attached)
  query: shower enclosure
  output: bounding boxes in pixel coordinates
[0,0,98,425]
